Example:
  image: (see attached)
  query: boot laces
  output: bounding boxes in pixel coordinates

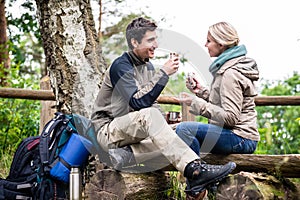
[201,163,223,172]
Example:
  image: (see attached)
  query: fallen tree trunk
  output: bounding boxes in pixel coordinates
[84,153,300,199]
[85,169,169,200]
[216,172,300,200]
[162,154,300,178]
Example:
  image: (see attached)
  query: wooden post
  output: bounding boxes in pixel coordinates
[181,104,195,122]
[39,75,56,134]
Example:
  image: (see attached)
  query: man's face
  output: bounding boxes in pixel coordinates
[133,30,158,61]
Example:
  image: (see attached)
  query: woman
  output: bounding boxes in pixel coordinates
[176,22,260,156]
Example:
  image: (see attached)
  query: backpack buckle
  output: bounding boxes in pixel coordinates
[41,161,50,176]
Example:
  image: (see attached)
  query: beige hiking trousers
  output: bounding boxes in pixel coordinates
[97,107,199,173]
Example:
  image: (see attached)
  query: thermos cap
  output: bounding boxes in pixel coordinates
[71,167,80,173]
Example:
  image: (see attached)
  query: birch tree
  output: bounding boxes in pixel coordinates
[35,0,107,118]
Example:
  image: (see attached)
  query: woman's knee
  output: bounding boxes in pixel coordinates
[232,139,257,154]
[175,122,189,132]
[176,122,199,136]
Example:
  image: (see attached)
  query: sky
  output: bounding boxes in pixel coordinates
[118,0,300,82]
[8,0,300,82]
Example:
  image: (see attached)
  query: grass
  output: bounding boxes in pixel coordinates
[165,171,186,199]
[0,149,14,178]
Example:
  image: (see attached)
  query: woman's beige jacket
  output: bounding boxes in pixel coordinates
[191,56,260,141]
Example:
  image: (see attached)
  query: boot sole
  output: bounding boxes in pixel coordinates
[185,162,236,196]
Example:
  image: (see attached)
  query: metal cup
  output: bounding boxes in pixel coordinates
[168,111,180,123]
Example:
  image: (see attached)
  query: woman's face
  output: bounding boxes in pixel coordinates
[205,32,226,57]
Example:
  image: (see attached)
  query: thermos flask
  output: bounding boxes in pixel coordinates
[69,166,82,200]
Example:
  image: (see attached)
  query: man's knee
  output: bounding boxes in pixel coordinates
[140,107,161,115]
[138,107,165,120]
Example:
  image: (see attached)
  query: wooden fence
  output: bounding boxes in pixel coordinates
[1,87,300,106]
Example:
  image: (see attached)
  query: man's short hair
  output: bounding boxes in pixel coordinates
[126,17,157,50]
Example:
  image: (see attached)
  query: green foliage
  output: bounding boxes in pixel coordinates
[165,171,186,200]
[255,72,300,154]
[7,0,44,77]
[0,99,40,178]
[0,149,14,178]
[0,97,40,177]
[0,97,40,148]
[0,56,41,178]
[260,73,299,96]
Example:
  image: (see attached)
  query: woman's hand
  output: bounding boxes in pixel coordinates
[173,92,194,106]
[186,72,202,94]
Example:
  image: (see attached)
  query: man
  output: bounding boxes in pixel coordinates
[91,17,236,197]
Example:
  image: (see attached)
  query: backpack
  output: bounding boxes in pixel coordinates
[0,112,94,200]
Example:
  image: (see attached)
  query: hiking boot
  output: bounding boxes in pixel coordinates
[184,160,236,196]
[108,146,136,170]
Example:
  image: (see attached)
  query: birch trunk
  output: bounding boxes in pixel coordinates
[35,0,106,117]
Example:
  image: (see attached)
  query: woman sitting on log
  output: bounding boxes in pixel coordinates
[175,21,260,156]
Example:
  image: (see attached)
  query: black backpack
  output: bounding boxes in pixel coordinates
[0,112,94,200]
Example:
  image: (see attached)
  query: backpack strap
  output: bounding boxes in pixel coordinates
[39,112,68,176]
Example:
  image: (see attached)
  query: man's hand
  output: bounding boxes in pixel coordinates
[161,53,179,76]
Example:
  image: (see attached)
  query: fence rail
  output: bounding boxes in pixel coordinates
[1,88,300,106]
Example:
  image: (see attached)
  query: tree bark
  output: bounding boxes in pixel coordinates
[85,169,126,199]
[35,0,107,117]
[0,0,10,86]
[216,172,300,200]
[85,170,169,200]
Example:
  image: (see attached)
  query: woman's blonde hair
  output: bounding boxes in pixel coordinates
[209,22,240,48]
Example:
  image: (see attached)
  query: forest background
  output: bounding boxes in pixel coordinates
[0,0,299,184]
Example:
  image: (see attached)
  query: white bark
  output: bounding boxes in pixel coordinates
[36,0,106,117]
